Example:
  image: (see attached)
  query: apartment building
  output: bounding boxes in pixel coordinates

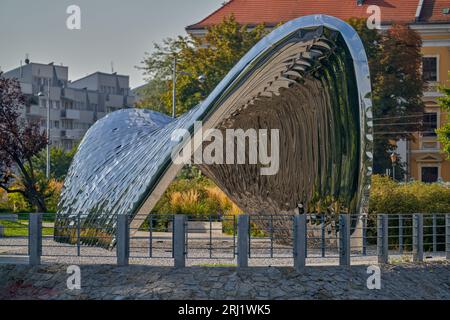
[186,0,450,182]
[3,61,134,150]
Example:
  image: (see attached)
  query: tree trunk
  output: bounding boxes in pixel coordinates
[24,188,48,213]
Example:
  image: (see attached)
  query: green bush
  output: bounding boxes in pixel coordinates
[369,175,450,214]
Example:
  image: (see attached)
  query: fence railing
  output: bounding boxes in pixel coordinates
[1,213,449,268]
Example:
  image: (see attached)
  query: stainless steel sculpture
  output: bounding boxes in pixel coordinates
[56,15,373,246]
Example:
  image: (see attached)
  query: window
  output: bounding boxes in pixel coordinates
[422,57,437,82]
[422,112,437,137]
[421,166,438,183]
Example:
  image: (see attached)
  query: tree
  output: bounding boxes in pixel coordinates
[140,16,424,177]
[134,78,169,114]
[32,146,77,181]
[348,19,425,176]
[0,72,49,212]
[437,72,450,157]
[139,15,268,115]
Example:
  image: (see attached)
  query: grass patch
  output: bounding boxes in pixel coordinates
[0,220,53,237]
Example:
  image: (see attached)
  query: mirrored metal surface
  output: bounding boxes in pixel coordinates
[55,15,373,246]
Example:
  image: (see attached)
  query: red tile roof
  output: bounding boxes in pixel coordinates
[187,0,450,30]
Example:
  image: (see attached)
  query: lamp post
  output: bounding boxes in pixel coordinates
[390,152,398,181]
[172,56,206,119]
[37,79,51,179]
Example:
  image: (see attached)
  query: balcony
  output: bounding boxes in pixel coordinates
[61,109,80,120]
[20,83,33,95]
[424,82,444,98]
[60,129,84,140]
[26,105,42,117]
[106,94,125,107]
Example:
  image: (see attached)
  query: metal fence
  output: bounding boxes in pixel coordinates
[0,212,449,268]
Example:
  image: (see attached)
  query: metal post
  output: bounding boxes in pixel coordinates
[233,215,236,257]
[77,214,81,257]
[362,215,367,256]
[413,214,423,262]
[339,214,351,266]
[149,216,153,258]
[377,214,388,264]
[237,215,249,268]
[172,57,177,119]
[270,214,274,258]
[321,214,326,257]
[294,214,306,271]
[446,214,450,260]
[432,214,437,253]
[116,215,129,266]
[173,215,186,268]
[398,215,403,254]
[29,213,42,266]
[46,79,50,179]
[209,215,212,259]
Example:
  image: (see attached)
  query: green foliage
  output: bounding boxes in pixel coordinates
[348,19,425,176]
[134,78,169,113]
[140,176,242,231]
[151,176,235,217]
[32,146,77,181]
[0,179,62,213]
[139,15,268,115]
[369,175,450,214]
[437,72,450,158]
[0,189,32,213]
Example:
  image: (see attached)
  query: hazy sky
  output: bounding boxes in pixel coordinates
[0,0,224,88]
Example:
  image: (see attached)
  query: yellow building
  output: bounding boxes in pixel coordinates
[408,30,450,182]
[187,0,450,182]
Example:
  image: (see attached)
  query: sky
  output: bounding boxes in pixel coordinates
[0,0,225,88]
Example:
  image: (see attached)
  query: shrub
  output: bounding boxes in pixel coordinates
[0,179,62,213]
[369,175,450,214]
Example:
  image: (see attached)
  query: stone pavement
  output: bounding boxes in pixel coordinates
[0,262,449,300]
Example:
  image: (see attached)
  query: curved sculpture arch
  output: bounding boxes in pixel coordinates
[56,15,373,244]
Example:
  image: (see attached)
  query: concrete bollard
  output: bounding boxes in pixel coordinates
[294,214,306,271]
[377,214,388,264]
[116,214,130,266]
[237,215,249,268]
[339,214,351,266]
[29,213,42,266]
[173,215,186,268]
[413,214,423,263]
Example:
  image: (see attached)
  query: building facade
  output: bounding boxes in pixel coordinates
[186,0,450,182]
[3,61,134,151]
